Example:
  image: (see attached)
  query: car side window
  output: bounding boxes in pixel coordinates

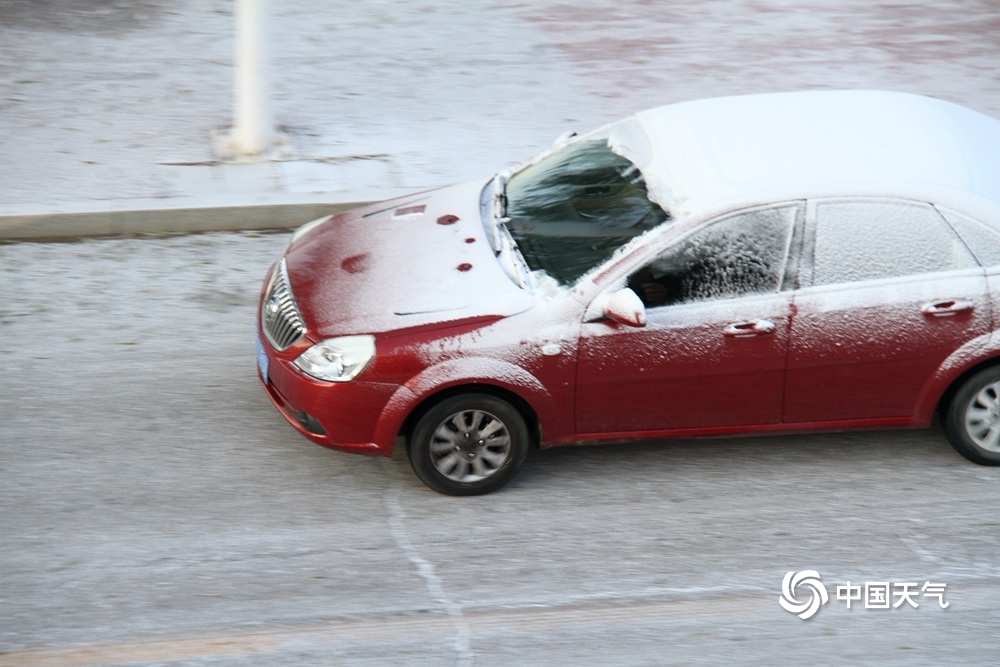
[939,209,1000,268]
[810,200,978,286]
[629,205,798,308]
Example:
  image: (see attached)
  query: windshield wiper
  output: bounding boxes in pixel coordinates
[494,170,510,221]
[487,170,512,252]
[485,170,533,290]
[498,182,508,219]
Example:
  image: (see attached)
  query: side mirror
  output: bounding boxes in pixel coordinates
[604,288,646,327]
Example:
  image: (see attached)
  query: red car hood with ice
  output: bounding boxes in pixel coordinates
[283,180,536,338]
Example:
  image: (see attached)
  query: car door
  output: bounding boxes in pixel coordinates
[941,206,1000,334]
[784,198,989,424]
[575,203,801,436]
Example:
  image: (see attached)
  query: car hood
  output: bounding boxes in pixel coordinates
[283,179,536,337]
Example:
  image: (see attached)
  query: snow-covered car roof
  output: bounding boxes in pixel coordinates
[629,90,1000,218]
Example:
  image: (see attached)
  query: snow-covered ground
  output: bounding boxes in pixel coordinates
[1,0,999,215]
[3,228,1000,665]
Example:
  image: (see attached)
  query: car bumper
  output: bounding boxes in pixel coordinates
[256,333,399,456]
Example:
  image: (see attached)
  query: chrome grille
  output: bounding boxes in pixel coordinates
[262,258,306,351]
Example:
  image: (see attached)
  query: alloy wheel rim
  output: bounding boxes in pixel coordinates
[964,381,1000,452]
[429,409,512,482]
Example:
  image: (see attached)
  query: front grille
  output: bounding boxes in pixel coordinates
[262,258,306,351]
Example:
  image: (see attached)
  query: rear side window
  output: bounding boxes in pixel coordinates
[810,200,978,286]
[940,209,1000,268]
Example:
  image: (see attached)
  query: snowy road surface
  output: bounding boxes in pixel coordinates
[2,234,1000,666]
[2,0,999,209]
[3,0,1000,665]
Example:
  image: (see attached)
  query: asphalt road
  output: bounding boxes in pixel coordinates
[2,232,999,666]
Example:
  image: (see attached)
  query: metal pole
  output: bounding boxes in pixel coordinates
[229,0,275,158]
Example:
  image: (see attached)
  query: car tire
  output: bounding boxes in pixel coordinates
[407,393,529,495]
[944,366,1000,465]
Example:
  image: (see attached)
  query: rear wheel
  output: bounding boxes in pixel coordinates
[944,366,1000,465]
[407,393,529,495]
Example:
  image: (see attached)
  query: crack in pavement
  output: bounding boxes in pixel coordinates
[382,467,473,667]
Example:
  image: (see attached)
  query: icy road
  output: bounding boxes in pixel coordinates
[2,232,999,666]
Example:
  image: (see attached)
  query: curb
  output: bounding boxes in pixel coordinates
[0,200,377,242]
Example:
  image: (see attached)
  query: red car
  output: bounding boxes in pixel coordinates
[257,90,1000,495]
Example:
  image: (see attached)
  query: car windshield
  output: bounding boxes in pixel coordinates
[504,135,670,286]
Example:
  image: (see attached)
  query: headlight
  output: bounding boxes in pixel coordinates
[294,335,375,382]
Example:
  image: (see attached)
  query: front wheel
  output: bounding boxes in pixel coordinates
[407,393,529,495]
[944,366,1000,465]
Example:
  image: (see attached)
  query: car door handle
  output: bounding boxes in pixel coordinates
[723,319,776,338]
[921,300,975,317]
